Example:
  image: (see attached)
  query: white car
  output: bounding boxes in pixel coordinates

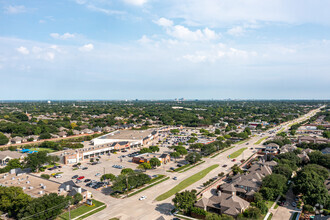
[54,174,62,178]
[139,196,147,200]
[95,173,101,177]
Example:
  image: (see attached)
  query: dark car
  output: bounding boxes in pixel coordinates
[72,175,79,179]
[84,179,91,182]
[222,165,227,167]
[82,167,88,170]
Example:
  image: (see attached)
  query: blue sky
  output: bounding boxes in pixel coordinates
[0,0,330,100]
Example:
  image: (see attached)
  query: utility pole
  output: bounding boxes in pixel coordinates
[68,200,71,220]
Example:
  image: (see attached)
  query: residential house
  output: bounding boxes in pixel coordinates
[58,131,67,138]
[280,144,297,154]
[0,151,25,165]
[11,137,26,144]
[195,190,250,217]
[58,180,92,201]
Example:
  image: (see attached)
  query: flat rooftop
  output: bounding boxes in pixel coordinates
[0,173,62,198]
[99,129,157,140]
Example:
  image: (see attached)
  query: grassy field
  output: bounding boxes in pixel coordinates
[30,147,55,153]
[229,148,247,158]
[59,200,105,220]
[254,136,268,145]
[155,164,219,201]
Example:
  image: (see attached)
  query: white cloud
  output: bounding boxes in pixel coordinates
[123,0,148,6]
[154,18,173,27]
[182,44,256,62]
[45,52,55,61]
[168,25,220,42]
[227,26,245,36]
[4,5,26,14]
[86,4,124,15]
[79,44,94,52]
[138,35,152,44]
[162,0,330,27]
[155,18,220,42]
[32,46,42,53]
[16,46,29,55]
[50,33,75,40]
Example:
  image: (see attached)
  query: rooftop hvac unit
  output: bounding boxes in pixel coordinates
[22,187,26,190]
[42,186,46,189]
[29,186,33,189]
[26,181,30,184]
[11,177,15,180]
[40,183,43,186]
[39,191,44,195]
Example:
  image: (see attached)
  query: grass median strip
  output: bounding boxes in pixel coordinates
[178,161,205,173]
[229,147,247,159]
[254,136,268,145]
[128,177,170,197]
[76,205,106,220]
[155,164,219,201]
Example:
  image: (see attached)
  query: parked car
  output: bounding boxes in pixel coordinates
[82,167,88,170]
[84,179,91,182]
[139,195,147,200]
[77,176,85,180]
[222,165,227,167]
[95,173,101,177]
[54,174,62,178]
[72,175,79,179]
[170,167,175,171]
[232,159,236,162]
[173,177,177,180]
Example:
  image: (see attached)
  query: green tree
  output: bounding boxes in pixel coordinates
[73,193,83,204]
[121,168,135,175]
[185,152,202,164]
[24,151,52,172]
[149,158,161,168]
[215,129,221,135]
[241,207,262,219]
[172,190,196,213]
[101,173,116,182]
[149,145,160,152]
[0,186,32,218]
[260,174,287,200]
[137,162,152,171]
[170,151,180,162]
[0,132,9,145]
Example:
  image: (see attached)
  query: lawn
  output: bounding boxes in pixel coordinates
[229,148,247,159]
[254,136,268,145]
[59,200,105,220]
[155,164,219,201]
[266,200,275,209]
[30,147,55,153]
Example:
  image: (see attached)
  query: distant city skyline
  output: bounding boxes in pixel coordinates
[1,0,330,99]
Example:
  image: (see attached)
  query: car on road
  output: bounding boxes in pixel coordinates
[246,143,249,145]
[72,175,79,179]
[77,176,85,180]
[250,147,253,150]
[139,195,147,200]
[232,159,236,162]
[173,177,177,180]
[170,167,175,171]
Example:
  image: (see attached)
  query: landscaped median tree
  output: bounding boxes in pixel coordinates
[172,190,197,214]
[185,152,202,164]
[121,168,135,175]
[149,158,161,168]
